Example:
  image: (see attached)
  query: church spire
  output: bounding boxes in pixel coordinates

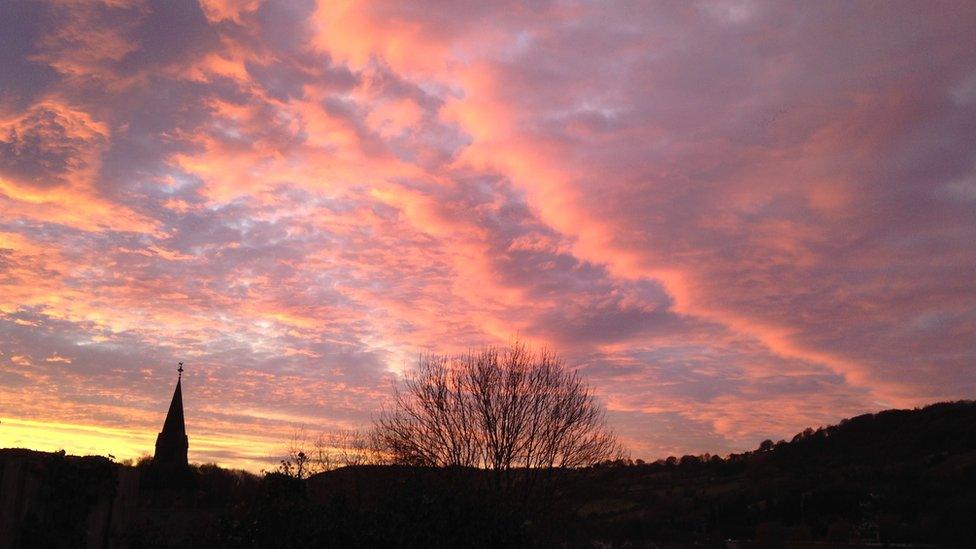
[154,362,188,467]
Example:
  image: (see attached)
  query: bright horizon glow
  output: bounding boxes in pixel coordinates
[1,1,975,471]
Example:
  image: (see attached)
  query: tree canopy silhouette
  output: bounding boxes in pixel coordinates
[373,341,620,472]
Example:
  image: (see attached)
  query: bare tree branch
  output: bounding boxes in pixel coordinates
[373,341,622,480]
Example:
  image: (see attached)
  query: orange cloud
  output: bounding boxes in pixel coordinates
[2,0,973,469]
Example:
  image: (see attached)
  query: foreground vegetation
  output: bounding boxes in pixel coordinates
[2,400,974,547]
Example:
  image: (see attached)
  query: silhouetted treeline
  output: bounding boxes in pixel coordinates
[2,400,975,547]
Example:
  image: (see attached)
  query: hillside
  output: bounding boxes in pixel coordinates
[2,401,974,547]
[545,400,976,545]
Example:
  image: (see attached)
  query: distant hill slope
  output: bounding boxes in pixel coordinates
[537,400,976,545]
[770,399,976,462]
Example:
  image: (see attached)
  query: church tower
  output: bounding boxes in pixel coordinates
[154,363,188,467]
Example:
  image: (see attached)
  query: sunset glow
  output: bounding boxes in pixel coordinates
[1,1,975,471]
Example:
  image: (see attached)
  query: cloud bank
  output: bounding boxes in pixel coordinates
[1,0,974,469]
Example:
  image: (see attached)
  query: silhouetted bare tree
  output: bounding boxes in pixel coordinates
[374,341,620,475]
[311,429,381,470]
[278,428,315,479]
[277,427,381,478]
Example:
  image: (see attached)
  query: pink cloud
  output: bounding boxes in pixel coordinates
[1,1,974,468]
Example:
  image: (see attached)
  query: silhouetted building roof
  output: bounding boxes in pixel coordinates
[154,367,188,467]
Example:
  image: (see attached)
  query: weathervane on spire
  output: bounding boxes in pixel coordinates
[155,361,189,467]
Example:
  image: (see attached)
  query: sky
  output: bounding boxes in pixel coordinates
[1,0,975,471]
